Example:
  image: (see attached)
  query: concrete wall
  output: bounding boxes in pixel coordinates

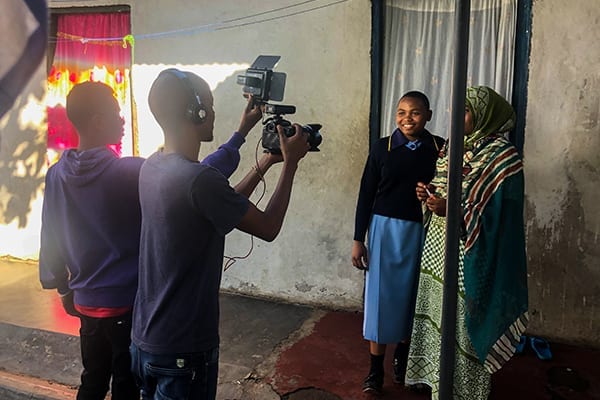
[130,0,371,309]
[524,0,600,346]
[1,0,371,309]
[0,62,47,259]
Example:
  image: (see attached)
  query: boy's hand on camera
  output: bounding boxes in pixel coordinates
[260,151,283,167]
[238,95,263,137]
[255,152,283,175]
[278,124,309,164]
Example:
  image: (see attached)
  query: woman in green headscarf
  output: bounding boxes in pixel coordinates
[405,86,529,399]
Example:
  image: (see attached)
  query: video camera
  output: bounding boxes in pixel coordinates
[237,55,322,154]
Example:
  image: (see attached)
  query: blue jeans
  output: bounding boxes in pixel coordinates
[130,343,219,400]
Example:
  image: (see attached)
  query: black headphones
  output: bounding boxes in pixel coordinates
[162,68,207,124]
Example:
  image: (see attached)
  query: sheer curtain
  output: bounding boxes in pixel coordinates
[381,0,516,138]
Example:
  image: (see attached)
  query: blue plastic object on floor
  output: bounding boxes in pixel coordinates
[515,335,527,354]
[530,336,553,360]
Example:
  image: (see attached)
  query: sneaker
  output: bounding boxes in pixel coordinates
[392,357,406,384]
[362,371,383,394]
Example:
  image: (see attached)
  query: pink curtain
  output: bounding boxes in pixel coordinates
[47,12,131,156]
[53,13,131,71]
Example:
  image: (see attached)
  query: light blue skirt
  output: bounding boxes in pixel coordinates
[363,215,424,343]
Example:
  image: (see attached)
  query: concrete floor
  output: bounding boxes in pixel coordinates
[1,258,599,399]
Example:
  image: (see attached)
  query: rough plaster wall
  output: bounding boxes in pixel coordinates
[1,0,370,308]
[127,0,372,309]
[0,63,47,259]
[525,0,600,346]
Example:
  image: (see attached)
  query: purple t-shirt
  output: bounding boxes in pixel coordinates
[201,131,245,178]
[132,151,249,354]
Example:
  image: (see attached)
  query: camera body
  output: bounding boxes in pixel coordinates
[261,105,322,154]
[237,55,323,154]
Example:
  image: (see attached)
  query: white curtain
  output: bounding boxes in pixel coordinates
[381,0,517,138]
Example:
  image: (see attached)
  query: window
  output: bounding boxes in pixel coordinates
[46,6,133,163]
[371,0,531,151]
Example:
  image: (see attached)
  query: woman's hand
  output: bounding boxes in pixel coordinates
[352,240,369,270]
[425,196,447,217]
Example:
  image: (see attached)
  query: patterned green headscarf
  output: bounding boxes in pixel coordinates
[464,86,516,150]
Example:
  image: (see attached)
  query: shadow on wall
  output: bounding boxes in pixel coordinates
[0,76,47,230]
[0,0,48,237]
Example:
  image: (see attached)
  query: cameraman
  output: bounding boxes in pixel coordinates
[130,68,310,400]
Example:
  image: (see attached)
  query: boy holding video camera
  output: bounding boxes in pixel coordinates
[130,68,310,399]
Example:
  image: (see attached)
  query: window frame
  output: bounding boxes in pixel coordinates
[369,0,532,154]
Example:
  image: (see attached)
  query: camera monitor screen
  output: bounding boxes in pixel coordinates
[250,55,280,70]
[237,55,286,102]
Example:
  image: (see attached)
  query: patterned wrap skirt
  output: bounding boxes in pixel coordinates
[406,213,491,400]
[363,214,424,344]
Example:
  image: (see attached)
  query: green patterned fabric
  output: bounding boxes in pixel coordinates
[464,86,515,150]
[407,214,492,399]
[406,86,528,399]
[461,139,528,367]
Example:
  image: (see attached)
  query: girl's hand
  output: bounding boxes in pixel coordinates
[416,182,435,202]
[352,241,369,270]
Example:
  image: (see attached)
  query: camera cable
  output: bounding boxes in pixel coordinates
[223,138,267,271]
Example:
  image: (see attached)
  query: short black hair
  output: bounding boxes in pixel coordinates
[66,81,115,130]
[399,91,430,110]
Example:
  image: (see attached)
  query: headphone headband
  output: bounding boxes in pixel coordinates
[162,68,207,123]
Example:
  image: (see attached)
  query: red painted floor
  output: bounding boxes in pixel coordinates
[270,311,428,400]
[270,311,600,400]
[2,258,599,399]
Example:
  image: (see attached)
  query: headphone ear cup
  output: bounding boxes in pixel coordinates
[186,103,207,124]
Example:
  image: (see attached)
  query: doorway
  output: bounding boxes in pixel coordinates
[46,6,134,164]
